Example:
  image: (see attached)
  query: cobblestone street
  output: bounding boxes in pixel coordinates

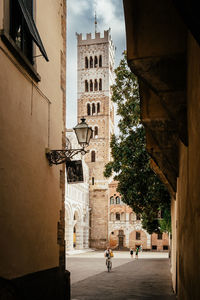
[66,251,176,300]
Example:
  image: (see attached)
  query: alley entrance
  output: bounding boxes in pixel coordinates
[66,251,175,300]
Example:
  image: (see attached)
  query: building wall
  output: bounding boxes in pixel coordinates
[0,1,67,298]
[176,34,200,299]
[108,181,151,250]
[65,130,90,253]
[77,30,115,249]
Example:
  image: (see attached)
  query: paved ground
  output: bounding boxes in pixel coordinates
[66,251,176,300]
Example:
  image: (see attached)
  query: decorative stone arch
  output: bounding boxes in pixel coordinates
[65,202,73,250]
[73,208,83,249]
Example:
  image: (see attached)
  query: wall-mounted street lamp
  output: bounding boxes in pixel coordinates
[46,117,93,166]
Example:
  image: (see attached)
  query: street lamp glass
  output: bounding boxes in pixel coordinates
[73,118,93,147]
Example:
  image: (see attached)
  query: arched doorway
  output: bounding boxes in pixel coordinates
[118,230,125,249]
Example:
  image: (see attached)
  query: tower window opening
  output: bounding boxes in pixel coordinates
[87,103,91,116]
[90,56,93,68]
[94,56,98,68]
[94,79,98,91]
[97,102,100,113]
[90,80,93,91]
[99,78,102,91]
[85,57,88,68]
[116,213,120,221]
[92,177,94,185]
[92,103,95,115]
[99,55,102,67]
[85,80,88,92]
[94,126,98,136]
[91,151,96,162]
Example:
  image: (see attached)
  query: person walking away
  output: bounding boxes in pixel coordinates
[130,248,134,258]
[135,246,139,259]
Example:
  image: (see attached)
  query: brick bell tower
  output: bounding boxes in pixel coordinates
[76,29,115,249]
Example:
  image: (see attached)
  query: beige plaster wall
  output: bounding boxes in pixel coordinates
[0,1,65,279]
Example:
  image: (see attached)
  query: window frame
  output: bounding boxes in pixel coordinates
[1,0,48,82]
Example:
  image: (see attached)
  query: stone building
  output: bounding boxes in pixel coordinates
[108,181,151,250]
[76,29,115,249]
[0,1,68,299]
[65,130,90,252]
[123,0,200,298]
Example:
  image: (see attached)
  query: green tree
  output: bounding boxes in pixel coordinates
[104,53,171,234]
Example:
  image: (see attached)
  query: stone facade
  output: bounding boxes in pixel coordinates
[76,30,115,249]
[65,130,90,252]
[108,181,151,250]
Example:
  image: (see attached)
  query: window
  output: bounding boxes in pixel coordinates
[90,56,93,68]
[99,55,102,67]
[9,0,48,64]
[94,56,98,67]
[116,213,120,221]
[136,231,141,240]
[87,103,91,115]
[97,102,100,113]
[85,80,88,92]
[94,79,98,91]
[110,196,114,204]
[152,245,157,250]
[136,214,141,220]
[121,212,125,221]
[90,80,93,91]
[116,196,120,204]
[157,233,163,240]
[163,245,169,250]
[110,213,114,221]
[91,151,95,162]
[129,213,134,222]
[92,177,94,185]
[92,103,95,115]
[99,78,102,90]
[85,57,88,68]
[94,126,98,136]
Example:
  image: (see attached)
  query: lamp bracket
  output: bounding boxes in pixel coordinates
[45,147,88,166]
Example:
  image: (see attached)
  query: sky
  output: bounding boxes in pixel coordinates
[66,0,126,130]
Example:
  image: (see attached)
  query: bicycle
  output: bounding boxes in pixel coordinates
[106,257,112,272]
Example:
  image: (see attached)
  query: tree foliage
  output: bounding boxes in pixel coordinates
[104,53,171,234]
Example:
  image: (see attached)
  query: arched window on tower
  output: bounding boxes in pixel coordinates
[87,103,91,116]
[90,56,93,68]
[99,55,102,67]
[90,80,93,91]
[99,78,102,91]
[90,79,93,92]
[85,80,88,92]
[91,151,96,162]
[85,57,88,68]
[92,103,95,115]
[94,56,98,68]
[94,79,98,91]
[94,126,98,137]
[97,102,100,113]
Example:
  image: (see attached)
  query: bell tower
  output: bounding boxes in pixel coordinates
[76,29,115,248]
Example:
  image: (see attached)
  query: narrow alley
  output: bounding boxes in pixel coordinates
[67,251,176,300]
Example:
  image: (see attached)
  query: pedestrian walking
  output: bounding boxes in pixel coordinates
[130,248,134,258]
[135,246,139,259]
